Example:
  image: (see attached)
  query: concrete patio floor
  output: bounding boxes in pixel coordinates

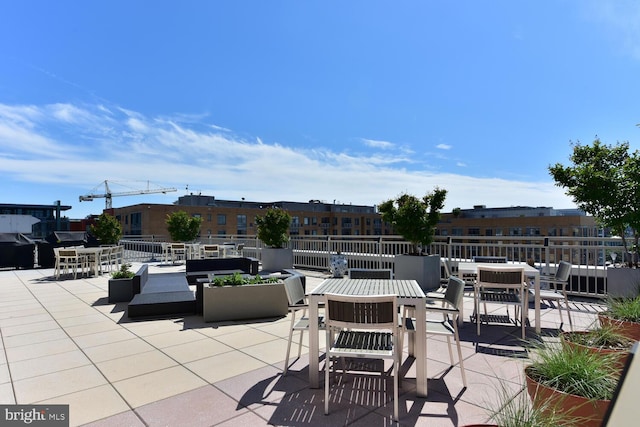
[0,263,603,426]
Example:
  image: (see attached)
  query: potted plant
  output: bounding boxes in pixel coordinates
[378,188,447,291]
[203,273,288,322]
[561,323,634,372]
[108,263,137,303]
[524,340,619,427]
[549,139,640,296]
[598,295,640,342]
[256,207,293,271]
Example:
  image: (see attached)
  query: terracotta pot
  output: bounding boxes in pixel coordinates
[598,312,640,342]
[525,368,610,427]
[561,331,631,373]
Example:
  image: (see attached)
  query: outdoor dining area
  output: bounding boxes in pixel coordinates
[3,247,627,426]
[52,245,124,279]
[160,241,244,264]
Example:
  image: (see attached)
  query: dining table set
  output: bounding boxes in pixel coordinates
[53,245,124,280]
[305,260,544,400]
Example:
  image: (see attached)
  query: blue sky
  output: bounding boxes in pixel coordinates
[1,1,639,219]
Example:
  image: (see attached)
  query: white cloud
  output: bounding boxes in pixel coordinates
[436,143,452,150]
[0,101,577,218]
[362,138,395,150]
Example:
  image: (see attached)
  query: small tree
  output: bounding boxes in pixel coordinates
[378,187,447,255]
[90,212,122,245]
[166,210,202,242]
[549,139,640,265]
[255,208,291,248]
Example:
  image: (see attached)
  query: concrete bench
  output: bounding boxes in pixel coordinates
[127,265,196,318]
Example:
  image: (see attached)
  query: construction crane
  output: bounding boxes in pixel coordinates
[79,180,177,209]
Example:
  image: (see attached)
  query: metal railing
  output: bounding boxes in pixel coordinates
[120,234,627,298]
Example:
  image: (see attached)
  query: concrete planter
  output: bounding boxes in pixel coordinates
[606,267,640,298]
[393,254,441,292]
[261,247,293,272]
[203,281,288,322]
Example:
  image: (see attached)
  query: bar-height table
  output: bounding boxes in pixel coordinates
[308,278,428,397]
[456,261,541,333]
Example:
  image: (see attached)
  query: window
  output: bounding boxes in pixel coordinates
[237,214,247,235]
[526,227,541,236]
[509,227,522,236]
[451,228,463,236]
[217,214,226,225]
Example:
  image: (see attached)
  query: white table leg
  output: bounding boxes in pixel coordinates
[414,299,427,397]
[309,294,321,388]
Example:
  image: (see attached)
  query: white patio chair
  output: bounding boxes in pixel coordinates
[405,276,467,388]
[324,293,401,421]
[170,243,186,263]
[56,248,87,279]
[282,276,324,374]
[202,244,220,259]
[537,260,573,331]
[475,265,528,339]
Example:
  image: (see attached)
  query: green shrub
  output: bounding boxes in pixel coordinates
[526,341,618,401]
[606,295,640,323]
[255,208,291,248]
[210,273,280,287]
[111,264,135,279]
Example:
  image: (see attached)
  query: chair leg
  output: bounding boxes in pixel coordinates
[566,301,573,331]
[453,319,467,387]
[393,352,399,421]
[284,313,296,374]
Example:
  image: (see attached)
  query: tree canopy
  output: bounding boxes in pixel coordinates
[255,208,291,248]
[549,139,640,257]
[90,212,122,245]
[165,210,202,242]
[378,188,447,255]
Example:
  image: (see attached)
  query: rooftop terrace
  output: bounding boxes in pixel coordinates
[0,263,603,426]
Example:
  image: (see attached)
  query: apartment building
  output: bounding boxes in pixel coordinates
[110,195,388,238]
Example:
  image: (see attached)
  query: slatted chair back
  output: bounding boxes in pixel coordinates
[348,269,393,279]
[325,293,397,330]
[554,261,572,285]
[477,266,525,291]
[443,276,465,310]
[284,276,306,306]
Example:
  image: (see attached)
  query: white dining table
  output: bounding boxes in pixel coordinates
[308,278,428,397]
[76,247,104,276]
[456,261,542,333]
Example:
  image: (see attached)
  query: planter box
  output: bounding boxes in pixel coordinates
[261,248,293,272]
[606,267,640,298]
[393,254,441,292]
[203,281,288,322]
[108,277,135,303]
